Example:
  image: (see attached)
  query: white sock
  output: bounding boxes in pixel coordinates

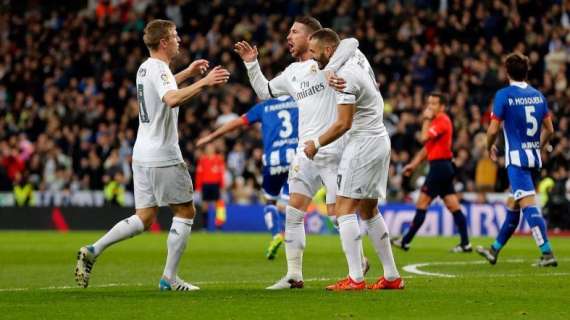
[92,215,144,256]
[163,217,193,280]
[338,214,364,282]
[285,206,305,280]
[366,213,400,280]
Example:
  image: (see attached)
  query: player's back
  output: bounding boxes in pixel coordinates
[494,83,548,168]
[133,58,183,166]
[245,96,298,175]
[336,50,387,137]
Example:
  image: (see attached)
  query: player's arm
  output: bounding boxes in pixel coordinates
[323,38,359,72]
[486,119,501,161]
[540,115,554,150]
[163,66,230,108]
[419,107,437,143]
[196,117,248,147]
[403,147,427,177]
[235,41,289,100]
[174,59,209,85]
[304,103,355,160]
[487,91,506,161]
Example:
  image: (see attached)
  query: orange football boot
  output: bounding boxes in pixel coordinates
[326,277,366,291]
[368,276,405,290]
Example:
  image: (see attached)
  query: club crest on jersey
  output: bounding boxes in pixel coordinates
[161,73,170,84]
[310,65,318,74]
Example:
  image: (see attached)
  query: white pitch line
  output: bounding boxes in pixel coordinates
[403,258,570,278]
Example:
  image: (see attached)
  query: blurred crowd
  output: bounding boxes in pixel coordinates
[1,1,569,215]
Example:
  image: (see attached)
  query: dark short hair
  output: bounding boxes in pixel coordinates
[309,28,340,47]
[143,19,176,51]
[505,52,529,81]
[428,92,447,106]
[294,16,322,33]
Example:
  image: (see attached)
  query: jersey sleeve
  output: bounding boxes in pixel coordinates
[324,38,359,73]
[153,66,178,101]
[267,69,290,98]
[427,117,449,139]
[335,68,359,105]
[542,94,551,120]
[243,102,264,125]
[491,90,506,122]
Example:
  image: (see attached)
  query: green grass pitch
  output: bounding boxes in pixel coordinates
[0,231,568,319]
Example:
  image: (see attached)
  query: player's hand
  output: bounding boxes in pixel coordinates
[422,107,435,120]
[325,71,346,92]
[234,41,258,63]
[402,163,415,177]
[196,135,213,147]
[187,59,209,77]
[304,140,318,160]
[204,66,230,86]
[489,145,498,162]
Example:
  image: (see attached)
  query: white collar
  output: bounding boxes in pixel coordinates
[509,81,528,89]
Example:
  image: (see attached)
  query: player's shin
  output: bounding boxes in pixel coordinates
[402,208,427,245]
[163,217,193,280]
[492,208,520,251]
[338,214,364,283]
[522,206,553,254]
[365,213,400,280]
[285,206,305,279]
[452,210,470,246]
[92,214,144,256]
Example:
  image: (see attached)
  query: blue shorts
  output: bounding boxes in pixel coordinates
[507,165,540,200]
[421,160,456,199]
[262,172,289,202]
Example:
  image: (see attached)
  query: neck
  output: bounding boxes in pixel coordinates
[150,50,170,65]
[297,50,312,62]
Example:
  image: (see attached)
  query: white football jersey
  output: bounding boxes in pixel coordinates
[336,50,388,138]
[267,60,340,162]
[133,58,183,167]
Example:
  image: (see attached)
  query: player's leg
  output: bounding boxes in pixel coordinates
[158,163,199,291]
[325,195,366,291]
[267,156,318,289]
[476,197,520,264]
[519,195,557,267]
[262,173,288,260]
[443,193,472,252]
[393,192,432,250]
[75,164,152,288]
[359,199,404,290]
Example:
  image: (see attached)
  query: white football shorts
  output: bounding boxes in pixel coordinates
[337,135,390,200]
[132,162,194,209]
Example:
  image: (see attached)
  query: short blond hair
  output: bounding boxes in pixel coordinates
[143,19,176,51]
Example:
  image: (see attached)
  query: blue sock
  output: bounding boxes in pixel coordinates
[403,209,427,245]
[522,206,552,255]
[452,210,469,246]
[492,208,520,251]
[263,205,280,236]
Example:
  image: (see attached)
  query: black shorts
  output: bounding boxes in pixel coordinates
[421,159,456,199]
[202,183,221,202]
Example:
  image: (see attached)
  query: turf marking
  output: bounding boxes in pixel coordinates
[403,258,570,278]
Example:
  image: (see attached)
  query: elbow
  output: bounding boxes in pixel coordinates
[163,95,178,108]
[338,122,352,134]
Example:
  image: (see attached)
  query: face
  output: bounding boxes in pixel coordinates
[162,27,181,58]
[426,95,443,114]
[286,22,311,58]
[308,39,330,69]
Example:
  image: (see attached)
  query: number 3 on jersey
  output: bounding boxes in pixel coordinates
[137,84,150,123]
[277,110,293,138]
[524,105,537,136]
